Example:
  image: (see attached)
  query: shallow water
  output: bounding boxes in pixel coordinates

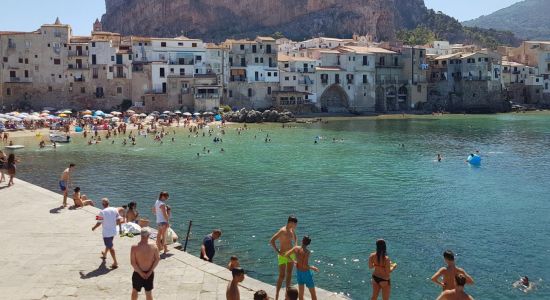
[10,114,550,299]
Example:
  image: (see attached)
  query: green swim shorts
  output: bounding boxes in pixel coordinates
[278,253,296,266]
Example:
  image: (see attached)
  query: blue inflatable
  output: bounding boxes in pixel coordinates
[467,154,481,166]
[75,126,83,132]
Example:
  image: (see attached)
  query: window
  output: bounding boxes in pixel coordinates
[35,66,39,71]
[178,42,184,46]
[363,74,368,84]
[192,43,197,48]
[161,42,167,47]
[91,42,96,47]
[81,87,86,94]
[274,72,277,76]
[160,68,165,77]
[93,68,98,79]
[321,74,328,84]
[267,72,271,76]
[252,45,257,53]
[180,68,185,76]
[285,77,290,81]
[293,76,296,80]
[255,57,259,63]
[111,56,115,62]
[260,57,264,63]
[284,63,289,68]
[2,57,6,62]
[24,70,29,78]
[6,88,11,96]
[229,90,233,97]
[335,74,340,84]
[196,55,202,61]
[417,85,422,93]
[346,74,354,84]
[267,87,271,95]
[117,87,123,94]
[379,57,385,66]
[363,56,369,66]
[48,86,53,92]
[266,45,272,54]
[18,58,23,63]
[248,88,252,97]
[24,58,28,64]
[240,44,245,50]
[54,59,61,65]
[129,54,132,61]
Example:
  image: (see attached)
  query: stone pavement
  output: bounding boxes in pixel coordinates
[0,179,348,300]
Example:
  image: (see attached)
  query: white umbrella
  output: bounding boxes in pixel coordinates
[41,110,50,114]
[111,117,120,122]
[163,111,171,114]
[104,114,114,118]
[82,115,93,118]
[193,113,201,116]
[126,110,136,114]
[111,111,122,115]
[139,113,147,117]
[183,112,192,116]
[0,118,7,122]
[174,110,182,114]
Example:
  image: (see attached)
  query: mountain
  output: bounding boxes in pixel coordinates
[463,0,550,40]
[101,0,520,46]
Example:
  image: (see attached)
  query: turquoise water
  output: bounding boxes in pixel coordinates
[10,114,550,299]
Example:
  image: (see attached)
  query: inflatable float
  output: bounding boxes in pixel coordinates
[467,154,481,166]
[4,145,25,150]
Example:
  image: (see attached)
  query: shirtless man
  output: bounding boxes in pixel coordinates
[285,236,319,300]
[131,228,160,300]
[226,267,245,300]
[437,274,474,300]
[60,163,75,208]
[72,187,94,207]
[270,215,298,300]
[432,250,474,291]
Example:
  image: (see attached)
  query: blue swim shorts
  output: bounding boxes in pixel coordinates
[59,180,67,191]
[103,237,114,249]
[297,269,315,288]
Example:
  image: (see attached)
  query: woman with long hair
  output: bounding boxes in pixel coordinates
[369,239,397,300]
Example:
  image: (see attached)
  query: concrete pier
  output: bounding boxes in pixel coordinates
[0,179,347,299]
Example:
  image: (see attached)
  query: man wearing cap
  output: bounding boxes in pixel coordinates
[131,227,160,300]
[226,267,245,300]
[92,198,122,269]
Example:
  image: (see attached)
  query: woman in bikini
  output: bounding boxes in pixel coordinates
[368,239,397,300]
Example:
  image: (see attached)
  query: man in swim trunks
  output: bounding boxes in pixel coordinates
[131,227,160,300]
[437,274,475,300]
[432,250,474,291]
[270,215,298,300]
[285,236,319,300]
[60,163,75,208]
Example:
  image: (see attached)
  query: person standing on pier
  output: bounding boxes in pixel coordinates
[130,227,160,300]
[200,229,222,262]
[226,267,245,300]
[270,215,298,300]
[92,198,122,269]
[60,163,75,208]
[152,192,170,254]
[369,239,397,300]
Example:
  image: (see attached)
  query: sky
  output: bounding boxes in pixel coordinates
[0,0,524,35]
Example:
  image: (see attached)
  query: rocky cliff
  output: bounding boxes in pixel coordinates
[101,0,427,41]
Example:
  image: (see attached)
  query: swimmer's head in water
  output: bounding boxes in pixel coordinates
[444,250,455,262]
[69,163,76,168]
[302,235,311,246]
[74,187,81,193]
[128,202,136,209]
[455,274,467,287]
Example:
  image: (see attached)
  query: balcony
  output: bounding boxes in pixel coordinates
[376,63,402,68]
[463,76,492,81]
[230,76,247,82]
[114,73,127,79]
[68,64,89,70]
[68,50,89,57]
[74,76,85,82]
[6,77,32,83]
[145,88,166,94]
[298,78,314,85]
[169,59,194,65]
[195,93,220,99]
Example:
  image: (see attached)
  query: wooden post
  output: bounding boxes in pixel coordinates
[183,220,193,252]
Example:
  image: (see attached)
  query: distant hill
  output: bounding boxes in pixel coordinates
[463,0,550,40]
[101,0,520,47]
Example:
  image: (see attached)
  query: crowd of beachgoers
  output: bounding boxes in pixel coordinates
[0,109,538,300]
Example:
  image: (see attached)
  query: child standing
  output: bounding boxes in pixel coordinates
[285,236,319,300]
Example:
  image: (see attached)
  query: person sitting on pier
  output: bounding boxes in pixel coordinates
[72,187,94,208]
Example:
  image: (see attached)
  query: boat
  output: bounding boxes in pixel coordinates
[50,133,71,143]
[4,145,25,150]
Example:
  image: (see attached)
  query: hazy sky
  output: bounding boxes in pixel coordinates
[0,0,525,35]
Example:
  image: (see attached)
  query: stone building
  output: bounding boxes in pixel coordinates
[275,54,319,112]
[224,37,280,109]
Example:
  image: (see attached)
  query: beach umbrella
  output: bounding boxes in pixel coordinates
[163,111,171,114]
[104,114,114,118]
[183,112,192,116]
[139,113,147,117]
[58,113,68,117]
[193,113,201,116]
[126,109,136,114]
[204,112,214,115]
[111,111,122,115]
[82,110,92,115]
[151,111,160,115]
[160,114,169,118]
[82,115,93,118]
[94,110,105,116]
[111,117,120,122]
[215,114,222,121]
[41,110,50,114]
[7,112,18,116]
[174,110,182,114]
[0,118,7,122]
[63,110,73,114]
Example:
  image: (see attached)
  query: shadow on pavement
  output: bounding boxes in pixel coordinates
[79,260,112,279]
[49,206,64,214]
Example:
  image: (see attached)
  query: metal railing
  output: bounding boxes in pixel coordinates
[195,94,220,99]
[68,50,89,57]
[68,64,90,70]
